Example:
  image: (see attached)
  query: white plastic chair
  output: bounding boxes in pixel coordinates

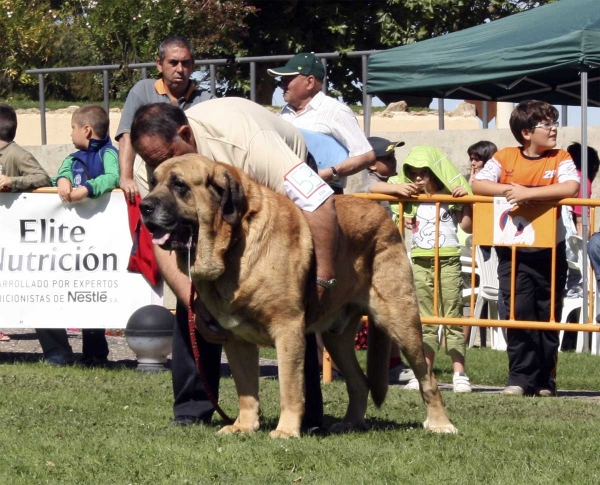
[461,235,479,306]
[468,245,507,350]
[559,235,588,352]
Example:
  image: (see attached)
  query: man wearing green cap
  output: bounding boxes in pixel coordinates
[268,52,375,377]
[268,53,375,194]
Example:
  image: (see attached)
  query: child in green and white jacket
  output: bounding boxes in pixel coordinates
[369,145,473,393]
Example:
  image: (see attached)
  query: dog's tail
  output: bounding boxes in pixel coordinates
[367,322,390,407]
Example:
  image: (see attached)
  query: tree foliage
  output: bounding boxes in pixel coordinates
[239,0,556,103]
[0,0,555,103]
[1,0,255,100]
[0,0,66,97]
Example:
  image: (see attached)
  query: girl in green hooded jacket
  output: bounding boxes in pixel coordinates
[369,145,473,393]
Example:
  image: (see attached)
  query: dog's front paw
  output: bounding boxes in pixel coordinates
[423,419,458,434]
[269,429,300,439]
[217,424,256,435]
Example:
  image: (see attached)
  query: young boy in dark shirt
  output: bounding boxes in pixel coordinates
[0,103,51,342]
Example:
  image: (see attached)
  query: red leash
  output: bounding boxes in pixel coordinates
[188,285,234,424]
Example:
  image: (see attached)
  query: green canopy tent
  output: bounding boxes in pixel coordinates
[367,0,600,107]
[367,0,600,324]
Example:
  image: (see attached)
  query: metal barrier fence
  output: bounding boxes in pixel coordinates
[25,51,378,145]
[319,193,600,382]
[356,192,599,332]
[24,50,509,144]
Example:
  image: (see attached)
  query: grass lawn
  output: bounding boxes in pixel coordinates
[2,347,600,484]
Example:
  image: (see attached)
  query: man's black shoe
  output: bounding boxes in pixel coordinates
[301,425,328,437]
[77,356,110,368]
[45,354,74,367]
[171,415,200,427]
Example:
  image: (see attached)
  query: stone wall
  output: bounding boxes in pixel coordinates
[349,126,600,199]
[26,124,600,199]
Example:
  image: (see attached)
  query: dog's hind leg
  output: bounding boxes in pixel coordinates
[217,339,260,435]
[271,325,306,438]
[369,269,457,434]
[396,324,457,434]
[321,314,369,433]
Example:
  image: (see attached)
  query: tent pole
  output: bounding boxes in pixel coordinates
[581,66,589,337]
[438,98,445,130]
[561,105,568,126]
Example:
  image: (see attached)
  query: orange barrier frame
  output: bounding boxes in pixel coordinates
[321,193,600,382]
[33,190,596,378]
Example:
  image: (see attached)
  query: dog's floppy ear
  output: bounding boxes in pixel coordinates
[210,164,246,226]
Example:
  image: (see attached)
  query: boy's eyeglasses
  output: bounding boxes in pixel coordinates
[533,121,559,131]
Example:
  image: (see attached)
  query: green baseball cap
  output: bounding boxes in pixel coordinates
[267,53,325,80]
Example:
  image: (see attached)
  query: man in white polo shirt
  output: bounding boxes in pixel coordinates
[268,53,375,194]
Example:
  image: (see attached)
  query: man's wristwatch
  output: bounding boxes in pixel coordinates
[316,277,338,290]
[330,166,340,182]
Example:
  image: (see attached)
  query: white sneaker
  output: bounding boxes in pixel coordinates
[389,364,415,384]
[403,378,419,390]
[502,385,525,396]
[453,372,472,393]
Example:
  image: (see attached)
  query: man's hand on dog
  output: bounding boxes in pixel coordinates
[194,299,227,344]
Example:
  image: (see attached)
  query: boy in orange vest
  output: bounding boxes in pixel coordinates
[472,100,579,397]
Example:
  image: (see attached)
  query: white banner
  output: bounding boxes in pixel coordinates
[0,191,155,328]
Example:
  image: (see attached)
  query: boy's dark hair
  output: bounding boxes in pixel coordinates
[72,105,110,139]
[131,103,189,149]
[567,142,600,182]
[509,100,559,144]
[0,103,18,142]
[467,140,498,163]
[158,36,194,62]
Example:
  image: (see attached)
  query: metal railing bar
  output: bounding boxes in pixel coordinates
[423,317,600,332]
[25,65,121,74]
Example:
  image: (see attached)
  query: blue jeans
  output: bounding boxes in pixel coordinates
[587,233,600,288]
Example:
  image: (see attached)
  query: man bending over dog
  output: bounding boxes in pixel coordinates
[130,98,338,432]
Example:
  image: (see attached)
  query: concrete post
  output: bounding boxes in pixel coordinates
[496,102,514,129]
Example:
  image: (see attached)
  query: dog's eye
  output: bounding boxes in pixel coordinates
[172,177,190,195]
[149,175,157,191]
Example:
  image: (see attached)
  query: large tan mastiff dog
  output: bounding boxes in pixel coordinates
[141,154,456,438]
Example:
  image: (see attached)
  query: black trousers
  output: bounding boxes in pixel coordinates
[172,302,324,427]
[36,328,108,359]
[497,243,567,394]
[82,329,109,358]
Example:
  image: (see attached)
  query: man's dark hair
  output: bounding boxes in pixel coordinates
[567,142,600,182]
[0,103,18,142]
[509,100,559,144]
[130,103,189,149]
[72,105,110,139]
[467,140,498,163]
[158,36,194,62]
